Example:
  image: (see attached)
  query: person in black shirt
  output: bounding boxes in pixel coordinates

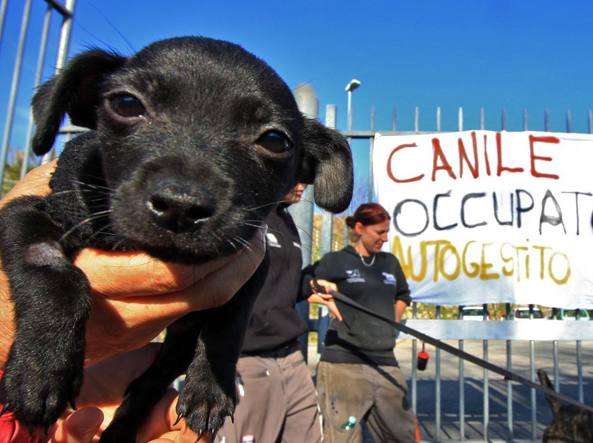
[307,203,417,443]
[216,183,321,443]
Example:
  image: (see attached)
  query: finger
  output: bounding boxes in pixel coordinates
[139,389,208,442]
[82,294,179,366]
[174,428,209,443]
[164,396,208,443]
[80,228,264,365]
[149,432,210,443]
[76,225,266,300]
[138,389,197,442]
[329,303,344,322]
[75,249,231,299]
[314,279,337,294]
[183,226,266,310]
[309,278,324,294]
[78,344,161,404]
[81,228,265,365]
[82,229,265,365]
[324,283,338,293]
[50,407,104,443]
[310,279,323,293]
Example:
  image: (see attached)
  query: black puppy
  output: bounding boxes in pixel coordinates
[0,36,352,440]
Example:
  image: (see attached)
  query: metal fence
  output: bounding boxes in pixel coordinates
[0,0,75,195]
[297,97,593,442]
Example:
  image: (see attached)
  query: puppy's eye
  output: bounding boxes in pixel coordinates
[108,94,145,118]
[256,130,292,154]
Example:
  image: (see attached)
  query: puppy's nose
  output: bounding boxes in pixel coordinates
[147,185,215,232]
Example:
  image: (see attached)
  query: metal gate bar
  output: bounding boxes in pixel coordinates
[0,0,75,195]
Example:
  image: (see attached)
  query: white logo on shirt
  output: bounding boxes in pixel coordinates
[345,269,365,283]
[382,272,397,285]
[292,241,301,249]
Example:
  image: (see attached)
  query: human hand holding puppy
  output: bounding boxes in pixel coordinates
[1,344,206,442]
[0,161,262,441]
[50,345,207,443]
[0,160,266,368]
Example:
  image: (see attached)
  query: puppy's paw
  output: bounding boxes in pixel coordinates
[176,375,236,437]
[0,334,84,428]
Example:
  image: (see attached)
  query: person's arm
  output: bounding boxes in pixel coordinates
[394,299,408,323]
[303,258,343,321]
[78,238,264,366]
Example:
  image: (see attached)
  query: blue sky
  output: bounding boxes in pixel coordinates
[1,0,593,202]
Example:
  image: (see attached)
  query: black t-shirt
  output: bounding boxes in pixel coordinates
[240,205,308,354]
[313,245,412,365]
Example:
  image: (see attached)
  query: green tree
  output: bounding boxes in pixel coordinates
[2,150,25,195]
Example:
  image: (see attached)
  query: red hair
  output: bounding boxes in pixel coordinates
[345,203,391,229]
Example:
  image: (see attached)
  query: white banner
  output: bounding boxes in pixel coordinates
[373,131,593,308]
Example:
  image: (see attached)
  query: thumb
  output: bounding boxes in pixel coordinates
[328,302,343,322]
[52,407,104,443]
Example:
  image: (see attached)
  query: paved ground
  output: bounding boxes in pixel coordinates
[308,339,593,442]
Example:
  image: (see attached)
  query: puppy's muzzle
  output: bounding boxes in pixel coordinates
[146,179,216,233]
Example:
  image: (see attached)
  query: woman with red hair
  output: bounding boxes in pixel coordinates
[307,203,417,443]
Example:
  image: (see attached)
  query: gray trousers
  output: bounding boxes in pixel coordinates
[216,351,322,443]
[316,361,417,443]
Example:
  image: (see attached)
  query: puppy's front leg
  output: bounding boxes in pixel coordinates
[100,313,203,443]
[178,256,269,437]
[0,196,90,429]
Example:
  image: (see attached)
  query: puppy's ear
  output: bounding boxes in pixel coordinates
[32,49,126,155]
[298,118,353,213]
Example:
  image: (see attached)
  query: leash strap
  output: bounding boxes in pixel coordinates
[327,289,593,414]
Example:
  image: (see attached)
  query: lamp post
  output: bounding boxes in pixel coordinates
[345,78,361,131]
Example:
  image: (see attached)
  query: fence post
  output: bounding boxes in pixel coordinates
[0,0,8,49]
[53,0,76,74]
[480,107,485,130]
[291,84,319,364]
[0,0,33,192]
[41,0,76,164]
[291,83,318,267]
[545,110,550,131]
[436,106,441,132]
[21,4,53,178]
[566,110,573,133]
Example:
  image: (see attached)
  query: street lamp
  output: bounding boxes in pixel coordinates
[345,78,361,131]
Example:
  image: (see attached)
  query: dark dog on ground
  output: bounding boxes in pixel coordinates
[538,369,593,442]
[0,36,352,441]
